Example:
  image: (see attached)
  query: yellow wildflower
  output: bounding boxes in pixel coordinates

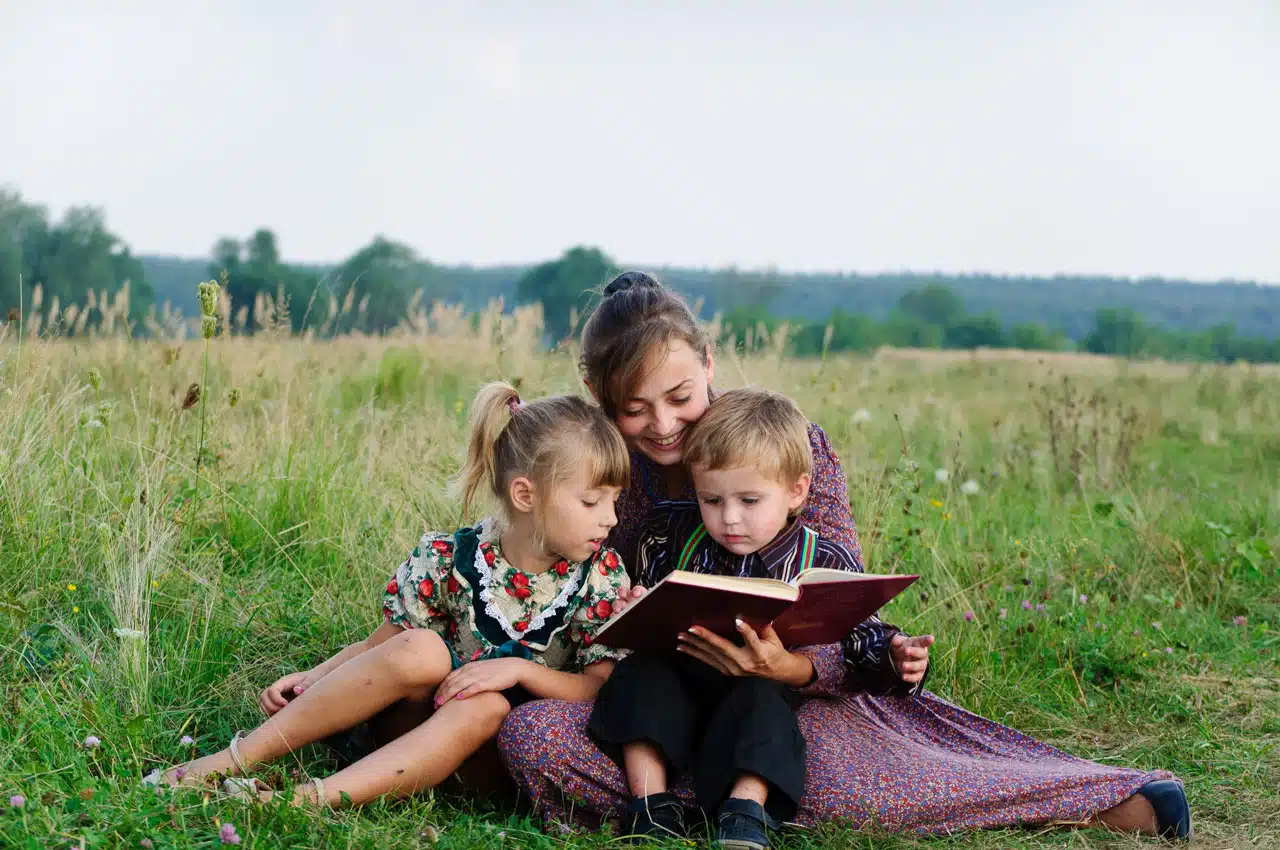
[943,512,952,520]
[152,580,160,589]
[930,499,944,509]
[72,606,80,613]
[67,583,77,592]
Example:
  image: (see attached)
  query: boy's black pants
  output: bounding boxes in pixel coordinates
[588,651,806,822]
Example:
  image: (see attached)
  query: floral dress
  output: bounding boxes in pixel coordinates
[382,519,630,673]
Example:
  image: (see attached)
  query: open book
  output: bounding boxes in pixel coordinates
[594,568,919,652]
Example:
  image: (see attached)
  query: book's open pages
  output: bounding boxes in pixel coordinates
[660,570,798,600]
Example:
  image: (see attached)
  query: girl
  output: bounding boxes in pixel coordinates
[497,273,1191,841]
[158,383,632,807]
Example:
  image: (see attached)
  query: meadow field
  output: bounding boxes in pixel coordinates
[1,305,1277,849]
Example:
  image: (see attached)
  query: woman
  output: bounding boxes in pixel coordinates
[496,272,1191,840]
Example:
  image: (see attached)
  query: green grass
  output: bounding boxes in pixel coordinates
[1,325,1277,849]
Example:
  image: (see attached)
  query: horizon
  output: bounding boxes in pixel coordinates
[4,2,1278,282]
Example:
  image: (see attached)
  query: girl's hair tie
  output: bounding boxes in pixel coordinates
[507,396,522,415]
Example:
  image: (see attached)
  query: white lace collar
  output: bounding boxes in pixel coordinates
[473,519,586,642]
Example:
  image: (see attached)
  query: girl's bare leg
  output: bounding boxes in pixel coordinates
[165,629,451,784]
[291,692,512,806]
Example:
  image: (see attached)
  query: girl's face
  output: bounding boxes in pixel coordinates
[612,340,714,467]
[539,462,622,563]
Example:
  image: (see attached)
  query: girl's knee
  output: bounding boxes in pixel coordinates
[467,691,512,735]
[382,628,452,689]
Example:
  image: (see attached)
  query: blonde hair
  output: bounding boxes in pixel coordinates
[682,388,812,485]
[456,382,630,520]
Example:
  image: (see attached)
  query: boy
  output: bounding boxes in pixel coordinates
[589,389,931,849]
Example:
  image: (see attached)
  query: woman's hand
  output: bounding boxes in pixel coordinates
[434,658,527,707]
[259,670,321,716]
[676,620,814,687]
[889,633,934,684]
[609,585,648,615]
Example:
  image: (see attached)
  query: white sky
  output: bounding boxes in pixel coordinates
[2,1,1278,281]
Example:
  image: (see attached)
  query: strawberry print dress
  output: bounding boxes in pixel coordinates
[382,519,629,672]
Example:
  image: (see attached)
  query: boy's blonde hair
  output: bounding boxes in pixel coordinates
[682,388,812,484]
[456,382,630,521]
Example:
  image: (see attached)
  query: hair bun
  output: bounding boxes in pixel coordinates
[603,271,661,297]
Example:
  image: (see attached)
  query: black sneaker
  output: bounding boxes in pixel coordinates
[1137,780,1193,841]
[714,798,773,850]
[622,792,687,843]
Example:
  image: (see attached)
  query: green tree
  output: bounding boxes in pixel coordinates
[1083,308,1149,356]
[896,283,965,328]
[515,246,615,342]
[335,236,442,333]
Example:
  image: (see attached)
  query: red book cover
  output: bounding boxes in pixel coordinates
[594,570,918,652]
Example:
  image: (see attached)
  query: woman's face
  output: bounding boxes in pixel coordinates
[611,340,714,467]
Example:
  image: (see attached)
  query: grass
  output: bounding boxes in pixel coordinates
[1,309,1277,849]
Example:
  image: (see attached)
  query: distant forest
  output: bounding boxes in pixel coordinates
[3,187,1279,362]
[142,254,1280,341]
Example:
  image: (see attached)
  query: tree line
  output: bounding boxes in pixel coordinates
[2,187,1278,362]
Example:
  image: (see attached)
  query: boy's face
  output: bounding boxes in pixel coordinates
[690,463,811,556]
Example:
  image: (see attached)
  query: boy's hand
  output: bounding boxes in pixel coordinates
[609,585,648,615]
[259,670,321,716]
[889,634,934,683]
[434,658,526,707]
[678,620,813,687]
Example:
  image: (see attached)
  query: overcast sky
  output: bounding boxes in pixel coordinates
[2,1,1277,281]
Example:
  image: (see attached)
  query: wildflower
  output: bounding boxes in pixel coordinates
[83,735,100,749]
[960,479,980,495]
[72,606,79,614]
[219,822,241,845]
[1035,603,1046,613]
[497,831,506,840]
[180,735,195,746]
[454,399,464,414]
[1078,594,1088,604]
[227,388,241,408]
[1003,584,1013,592]
[1021,600,1033,611]
[9,795,23,808]
[197,280,221,318]
[1151,621,1162,630]
[152,580,159,589]
[1233,615,1247,627]
[934,468,950,483]
[67,583,77,592]
[201,315,217,339]
[87,368,102,391]
[851,408,872,424]
[141,840,154,849]
[174,767,186,781]
[1164,647,1174,655]
[999,608,1008,619]
[1131,629,1141,637]
[930,499,944,508]
[1142,651,1149,658]
[114,628,144,639]
[942,512,952,520]
[964,610,975,622]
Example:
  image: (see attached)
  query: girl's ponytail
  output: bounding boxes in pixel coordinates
[457,382,521,520]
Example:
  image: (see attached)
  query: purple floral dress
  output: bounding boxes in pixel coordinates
[496,424,1174,833]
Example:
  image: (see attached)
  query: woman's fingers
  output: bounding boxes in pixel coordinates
[676,642,734,675]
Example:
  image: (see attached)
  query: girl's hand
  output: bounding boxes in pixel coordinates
[609,585,648,616]
[434,658,527,707]
[889,633,934,683]
[677,621,814,687]
[259,670,320,716]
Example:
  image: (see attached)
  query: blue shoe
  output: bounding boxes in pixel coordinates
[715,798,775,850]
[1137,780,1193,841]
[622,793,687,843]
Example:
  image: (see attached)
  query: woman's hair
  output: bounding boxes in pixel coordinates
[682,388,812,485]
[456,382,630,520]
[579,271,710,417]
